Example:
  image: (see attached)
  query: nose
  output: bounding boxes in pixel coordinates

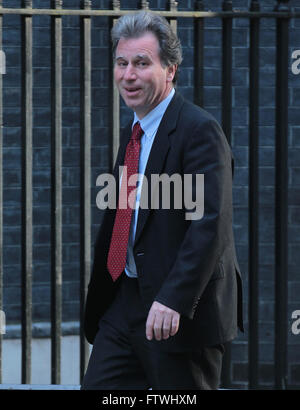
[123,63,137,81]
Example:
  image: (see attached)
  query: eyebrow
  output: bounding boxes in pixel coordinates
[135,54,151,60]
[115,54,151,61]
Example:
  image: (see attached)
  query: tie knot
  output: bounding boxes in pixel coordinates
[131,122,143,141]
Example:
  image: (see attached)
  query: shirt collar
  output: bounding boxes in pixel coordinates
[132,88,175,140]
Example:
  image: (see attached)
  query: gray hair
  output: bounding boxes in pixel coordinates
[111,10,182,83]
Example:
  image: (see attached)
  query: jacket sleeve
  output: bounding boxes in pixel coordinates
[154,117,234,320]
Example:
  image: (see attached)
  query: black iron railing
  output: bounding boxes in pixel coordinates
[0,0,298,389]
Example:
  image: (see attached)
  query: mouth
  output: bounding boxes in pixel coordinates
[124,87,142,97]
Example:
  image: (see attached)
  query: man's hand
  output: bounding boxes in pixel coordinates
[145,301,180,341]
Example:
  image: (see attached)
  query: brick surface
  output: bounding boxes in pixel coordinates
[1,0,300,388]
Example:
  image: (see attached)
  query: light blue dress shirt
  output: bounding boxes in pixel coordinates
[125,88,175,278]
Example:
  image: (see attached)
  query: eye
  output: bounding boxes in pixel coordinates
[116,60,127,67]
[137,61,148,67]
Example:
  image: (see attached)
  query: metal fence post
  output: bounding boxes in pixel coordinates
[80,0,92,384]
[274,0,290,390]
[0,0,3,386]
[140,0,149,9]
[50,0,63,385]
[110,0,121,169]
[248,0,260,390]
[221,0,233,389]
[194,1,204,107]
[168,0,178,33]
[0,0,298,389]
[21,0,33,385]
[221,0,232,146]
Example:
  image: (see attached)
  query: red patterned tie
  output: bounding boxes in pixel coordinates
[107,122,144,282]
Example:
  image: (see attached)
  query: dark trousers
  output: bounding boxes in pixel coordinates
[81,274,224,390]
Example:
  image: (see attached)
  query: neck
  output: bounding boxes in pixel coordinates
[136,86,174,120]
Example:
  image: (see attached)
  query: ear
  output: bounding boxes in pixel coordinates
[166,64,177,83]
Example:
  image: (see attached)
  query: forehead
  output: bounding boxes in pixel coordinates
[115,32,160,59]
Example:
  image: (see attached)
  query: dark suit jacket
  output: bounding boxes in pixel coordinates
[84,92,244,351]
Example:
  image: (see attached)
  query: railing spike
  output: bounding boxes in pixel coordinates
[275,0,290,11]
[112,0,120,11]
[194,0,204,11]
[169,0,178,12]
[24,0,33,8]
[140,0,149,10]
[83,0,91,9]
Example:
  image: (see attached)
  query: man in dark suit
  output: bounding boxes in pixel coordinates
[81,10,243,390]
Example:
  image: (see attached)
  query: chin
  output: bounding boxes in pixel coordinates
[126,101,142,112]
[122,97,136,108]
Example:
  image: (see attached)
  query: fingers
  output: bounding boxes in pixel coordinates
[162,313,172,340]
[145,308,155,341]
[146,301,180,341]
[154,312,164,341]
[170,314,180,337]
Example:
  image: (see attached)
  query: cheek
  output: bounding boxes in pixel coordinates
[114,68,122,83]
[152,76,165,95]
[145,74,161,93]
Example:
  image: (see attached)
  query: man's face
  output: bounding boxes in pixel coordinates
[114,32,176,119]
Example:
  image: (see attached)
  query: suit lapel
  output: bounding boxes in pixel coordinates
[134,92,184,246]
